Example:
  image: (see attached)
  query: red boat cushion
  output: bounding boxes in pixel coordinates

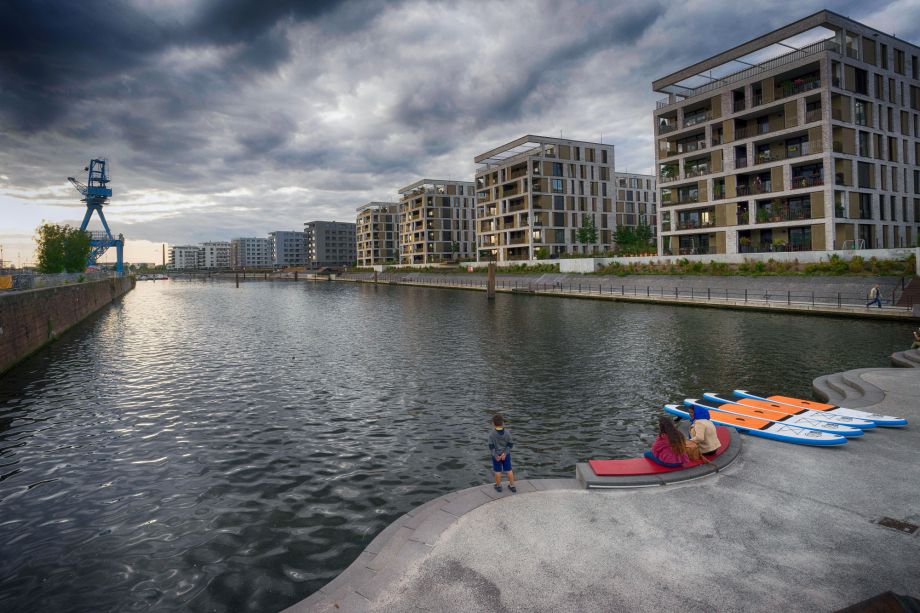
[588,426,731,476]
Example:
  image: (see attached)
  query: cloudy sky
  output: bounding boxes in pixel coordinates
[2,0,918,265]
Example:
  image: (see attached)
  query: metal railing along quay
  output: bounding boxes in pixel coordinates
[339,273,917,318]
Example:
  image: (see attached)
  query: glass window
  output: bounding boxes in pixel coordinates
[551,179,564,193]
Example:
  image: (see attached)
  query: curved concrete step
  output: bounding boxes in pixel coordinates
[813,368,889,408]
[890,348,920,368]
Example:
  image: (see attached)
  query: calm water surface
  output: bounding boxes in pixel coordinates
[0,280,911,611]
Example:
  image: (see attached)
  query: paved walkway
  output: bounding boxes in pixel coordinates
[286,368,920,612]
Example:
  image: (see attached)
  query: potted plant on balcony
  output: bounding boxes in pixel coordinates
[772,238,787,252]
[739,236,752,253]
[757,209,770,223]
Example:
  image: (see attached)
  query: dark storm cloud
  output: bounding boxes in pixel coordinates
[0,0,913,253]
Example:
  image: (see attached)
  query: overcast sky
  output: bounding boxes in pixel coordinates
[2,0,918,264]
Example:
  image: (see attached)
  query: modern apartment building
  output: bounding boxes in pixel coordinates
[269,230,306,268]
[230,237,273,269]
[304,221,357,268]
[653,10,920,256]
[474,135,616,261]
[168,245,201,270]
[614,172,659,243]
[199,241,230,269]
[398,180,476,265]
[356,202,399,266]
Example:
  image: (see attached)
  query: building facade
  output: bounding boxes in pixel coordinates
[304,221,357,268]
[199,241,230,269]
[614,172,659,249]
[474,136,616,261]
[356,202,399,266]
[168,245,201,270]
[270,231,306,268]
[653,10,920,256]
[398,180,476,265]
[230,237,273,269]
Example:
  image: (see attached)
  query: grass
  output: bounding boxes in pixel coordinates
[593,254,915,277]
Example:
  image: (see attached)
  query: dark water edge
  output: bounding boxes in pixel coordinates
[0,280,911,612]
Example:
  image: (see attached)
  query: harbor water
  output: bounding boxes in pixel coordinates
[0,280,910,612]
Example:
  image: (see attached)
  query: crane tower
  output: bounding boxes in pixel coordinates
[68,158,124,273]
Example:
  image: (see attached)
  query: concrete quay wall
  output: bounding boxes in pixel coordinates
[0,276,135,375]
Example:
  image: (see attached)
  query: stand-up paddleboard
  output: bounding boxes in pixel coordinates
[664,404,847,447]
[685,398,862,438]
[733,390,908,427]
[702,393,870,434]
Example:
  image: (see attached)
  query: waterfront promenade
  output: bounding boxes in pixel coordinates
[289,366,920,612]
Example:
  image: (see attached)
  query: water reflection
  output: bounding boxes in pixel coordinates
[0,280,909,612]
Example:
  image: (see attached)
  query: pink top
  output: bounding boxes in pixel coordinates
[651,434,689,465]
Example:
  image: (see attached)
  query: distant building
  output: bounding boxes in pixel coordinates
[398,179,476,265]
[304,221,357,268]
[199,241,231,269]
[614,172,659,246]
[168,245,201,270]
[475,135,616,261]
[356,202,399,266]
[230,237,273,269]
[270,231,306,268]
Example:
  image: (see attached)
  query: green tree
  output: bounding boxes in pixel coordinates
[577,216,598,245]
[35,223,91,273]
[614,225,636,254]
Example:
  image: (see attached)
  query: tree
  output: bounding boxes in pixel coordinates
[35,223,91,273]
[577,216,597,245]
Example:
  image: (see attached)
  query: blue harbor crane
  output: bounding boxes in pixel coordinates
[68,158,124,273]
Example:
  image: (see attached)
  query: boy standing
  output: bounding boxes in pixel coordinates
[489,414,516,492]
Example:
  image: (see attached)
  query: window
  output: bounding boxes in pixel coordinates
[859,193,872,219]
[858,131,870,157]
[854,68,868,95]
[551,162,564,177]
[858,162,873,188]
[553,195,564,210]
[881,44,888,69]
[551,179,564,193]
[855,100,868,126]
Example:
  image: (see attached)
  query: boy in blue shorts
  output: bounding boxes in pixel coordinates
[489,413,516,492]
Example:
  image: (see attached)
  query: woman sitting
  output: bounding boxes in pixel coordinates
[644,416,689,467]
[688,405,721,456]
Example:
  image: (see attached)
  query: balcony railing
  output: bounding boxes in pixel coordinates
[775,78,821,100]
[659,123,678,134]
[736,181,773,196]
[683,111,712,128]
[736,212,750,225]
[685,166,710,178]
[676,219,716,230]
[711,135,723,146]
[735,157,749,169]
[805,108,822,123]
[713,187,726,200]
[676,193,700,205]
[789,175,824,189]
[753,141,820,165]
[735,123,776,140]
[756,207,812,223]
[733,99,746,112]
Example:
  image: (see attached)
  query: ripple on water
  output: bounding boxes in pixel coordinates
[0,280,909,611]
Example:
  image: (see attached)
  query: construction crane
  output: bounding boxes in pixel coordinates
[68,158,124,273]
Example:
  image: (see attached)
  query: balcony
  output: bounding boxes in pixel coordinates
[775,77,821,100]
[733,99,746,112]
[683,111,712,128]
[805,108,822,123]
[789,175,824,189]
[685,165,711,178]
[756,205,812,223]
[753,141,820,165]
[676,219,716,230]
[736,180,773,196]
[711,135,723,146]
[736,211,750,225]
[735,157,749,169]
[712,187,726,200]
[659,122,678,134]
[735,122,778,140]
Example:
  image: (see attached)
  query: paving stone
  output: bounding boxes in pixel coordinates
[408,509,459,546]
[317,589,371,612]
[363,515,408,555]
[365,527,413,572]
[402,495,451,529]
[531,478,583,491]
[440,489,492,517]
[317,552,376,598]
[355,540,432,601]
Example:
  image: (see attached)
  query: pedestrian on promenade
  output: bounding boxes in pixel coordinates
[644,416,690,467]
[866,283,882,309]
[489,413,516,493]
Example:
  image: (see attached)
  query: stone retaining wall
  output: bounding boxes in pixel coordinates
[0,276,135,375]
